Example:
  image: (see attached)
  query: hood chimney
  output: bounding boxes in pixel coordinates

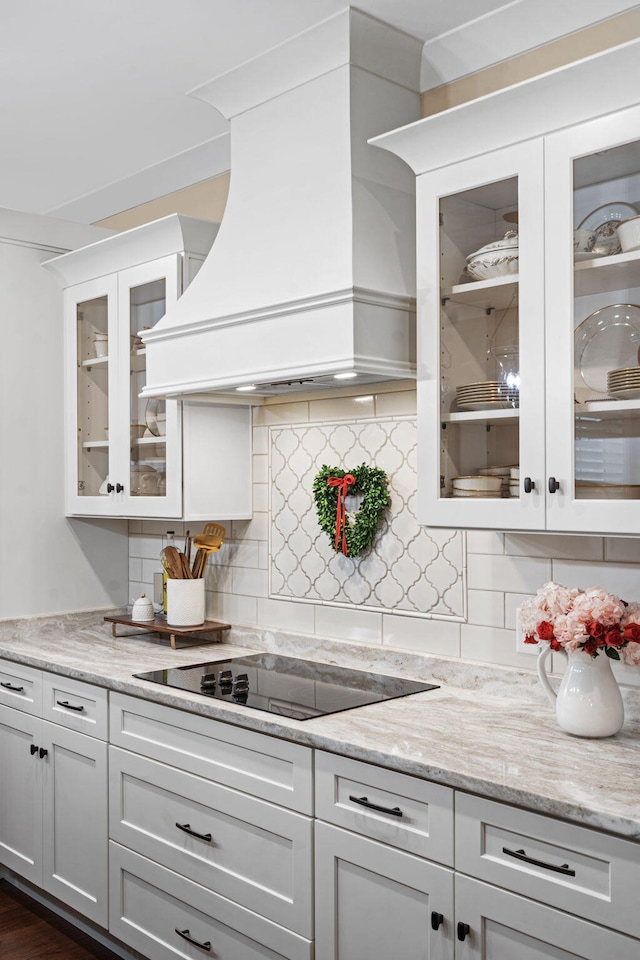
[142,8,422,398]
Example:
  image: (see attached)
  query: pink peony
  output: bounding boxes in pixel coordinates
[622,642,640,666]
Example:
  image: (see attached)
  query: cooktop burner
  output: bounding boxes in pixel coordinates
[134,653,439,721]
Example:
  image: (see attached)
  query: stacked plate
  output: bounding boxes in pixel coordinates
[451,476,502,498]
[456,381,519,410]
[607,367,640,400]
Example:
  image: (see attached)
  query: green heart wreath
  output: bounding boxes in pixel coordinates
[312,463,390,557]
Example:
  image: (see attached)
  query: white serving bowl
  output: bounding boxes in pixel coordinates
[478,465,512,477]
[617,214,640,253]
[510,467,520,479]
[465,231,519,281]
[452,475,503,493]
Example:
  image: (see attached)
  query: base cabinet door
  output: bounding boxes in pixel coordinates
[315,821,454,960]
[0,704,42,885]
[454,875,640,959]
[41,720,108,927]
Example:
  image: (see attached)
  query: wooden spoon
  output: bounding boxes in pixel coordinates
[162,545,187,579]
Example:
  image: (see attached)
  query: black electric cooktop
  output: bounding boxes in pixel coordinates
[134,653,439,721]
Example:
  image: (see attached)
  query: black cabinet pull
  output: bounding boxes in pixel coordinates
[502,846,576,876]
[431,911,444,931]
[175,928,211,952]
[30,744,38,755]
[548,476,560,493]
[457,922,470,942]
[56,699,85,712]
[523,477,535,494]
[116,482,124,493]
[348,794,403,818]
[176,822,213,842]
[39,747,48,759]
[106,483,115,493]
[1,681,24,692]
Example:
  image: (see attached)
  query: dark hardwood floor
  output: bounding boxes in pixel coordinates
[0,880,122,960]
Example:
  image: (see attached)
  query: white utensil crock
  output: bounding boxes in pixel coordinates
[166,578,205,627]
[537,645,624,738]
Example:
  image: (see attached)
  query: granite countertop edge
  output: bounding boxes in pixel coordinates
[1,611,638,843]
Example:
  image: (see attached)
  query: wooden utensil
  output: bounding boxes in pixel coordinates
[162,545,192,579]
[191,526,226,578]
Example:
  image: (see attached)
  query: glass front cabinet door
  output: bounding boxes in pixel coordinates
[416,141,546,531]
[65,256,181,517]
[545,102,640,534]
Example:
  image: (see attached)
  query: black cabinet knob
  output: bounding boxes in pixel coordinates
[30,744,38,756]
[523,477,535,494]
[116,482,124,493]
[431,911,444,931]
[39,747,48,759]
[548,477,560,493]
[457,922,471,942]
[106,483,115,493]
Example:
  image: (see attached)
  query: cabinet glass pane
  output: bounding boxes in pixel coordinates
[129,279,167,498]
[76,296,109,497]
[439,178,520,502]
[573,141,640,503]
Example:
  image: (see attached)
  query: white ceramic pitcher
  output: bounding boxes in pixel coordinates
[537,645,624,738]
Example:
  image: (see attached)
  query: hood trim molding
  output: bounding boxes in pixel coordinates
[142,286,415,344]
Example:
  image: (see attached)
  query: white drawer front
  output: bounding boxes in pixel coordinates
[110,692,313,813]
[0,659,41,715]
[315,750,454,865]
[42,673,108,739]
[456,792,640,938]
[109,842,313,960]
[109,746,313,937]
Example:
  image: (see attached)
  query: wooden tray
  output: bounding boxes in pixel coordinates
[104,613,231,649]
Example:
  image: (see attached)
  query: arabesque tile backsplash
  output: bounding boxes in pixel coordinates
[128,384,640,687]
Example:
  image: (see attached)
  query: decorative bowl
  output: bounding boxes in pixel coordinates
[465,231,518,281]
[617,214,640,253]
[452,475,503,493]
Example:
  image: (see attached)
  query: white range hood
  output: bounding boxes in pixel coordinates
[142,8,421,399]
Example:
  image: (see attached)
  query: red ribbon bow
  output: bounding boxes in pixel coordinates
[327,474,356,555]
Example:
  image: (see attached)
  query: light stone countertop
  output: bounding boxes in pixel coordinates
[1,610,639,842]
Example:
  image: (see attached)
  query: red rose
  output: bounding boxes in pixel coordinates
[586,620,606,642]
[523,634,539,645]
[536,621,555,641]
[583,638,599,657]
[624,622,640,643]
[605,627,624,647]
[549,639,563,652]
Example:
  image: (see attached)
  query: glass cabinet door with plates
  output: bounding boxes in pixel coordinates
[65,256,181,517]
[545,102,640,534]
[416,141,546,530]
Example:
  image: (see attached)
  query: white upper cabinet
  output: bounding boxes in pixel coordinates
[372,39,640,534]
[44,215,253,521]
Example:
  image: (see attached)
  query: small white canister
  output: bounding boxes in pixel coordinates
[131,593,155,622]
[166,578,205,627]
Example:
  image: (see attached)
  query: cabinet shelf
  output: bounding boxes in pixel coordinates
[442,275,518,310]
[577,398,640,420]
[81,356,108,367]
[444,407,520,425]
[574,249,640,297]
[82,440,109,449]
[135,436,166,446]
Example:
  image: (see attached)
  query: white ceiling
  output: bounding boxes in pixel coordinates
[2,0,636,223]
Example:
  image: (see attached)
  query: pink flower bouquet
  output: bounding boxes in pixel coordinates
[519,581,640,663]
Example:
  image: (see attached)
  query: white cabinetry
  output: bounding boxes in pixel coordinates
[43,214,252,520]
[108,693,314,959]
[372,39,640,534]
[0,659,108,926]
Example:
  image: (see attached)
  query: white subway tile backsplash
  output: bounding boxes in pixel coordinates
[254,401,309,426]
[504,592,534,630]
[461,624,537,671]
[604,538,640,563]
[128,557,142,583]
[231,512,269,542]
[129,536,161,561]
[374,390,417,418]
[467,554,550,594]
[252,454,269,484]
[467,590,504,628]
[465,531,505,555]
[552,560,640,599]
[308,395,375,422]
[382,614,461,657]
[505,533,603,561]
[252,483,269,513]
[209,591,258,626]
[252,425,269,455]
[257,597,316,634]
[233,566,268,598]
[224,540,261,569]
[315,605,383,645]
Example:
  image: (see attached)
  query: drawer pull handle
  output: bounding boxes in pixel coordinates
[30,744,38,756]
[348,794,403,817]
[502,846,576,876]
[431,911,444,931]
[39,747,48,759]
[176,822,213,842]
[457,922,470,942]
[1,681,24,692]
[56,699,85,712]
[175,928,211,952]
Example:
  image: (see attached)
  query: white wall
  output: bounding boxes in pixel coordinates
[0,210,129,618]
